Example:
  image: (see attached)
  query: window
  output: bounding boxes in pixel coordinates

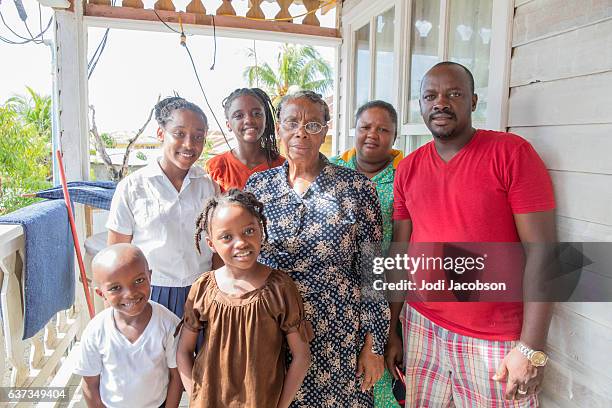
[341,0,511,155]
[353,23,371,111]
[402,0,494,151]
[374,8,395,103]
[342,3,398,150]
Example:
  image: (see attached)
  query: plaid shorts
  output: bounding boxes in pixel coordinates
[401,305,539,408]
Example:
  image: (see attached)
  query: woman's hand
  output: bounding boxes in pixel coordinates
[384,330,403,379]
[356,332,384,392]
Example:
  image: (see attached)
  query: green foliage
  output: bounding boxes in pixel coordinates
[100,132,116,148]
[244,44,333,105]
[135,151,147,161]
[0,88,52,215]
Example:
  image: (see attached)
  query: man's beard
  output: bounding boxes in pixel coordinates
[431,127,457,140]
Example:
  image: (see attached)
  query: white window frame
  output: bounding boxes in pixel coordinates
[340,0,513,154]
[339,0,404,153]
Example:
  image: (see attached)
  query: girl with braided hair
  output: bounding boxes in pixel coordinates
[106,96,220,318]
[177,189,313,408]
[205,88,285,191]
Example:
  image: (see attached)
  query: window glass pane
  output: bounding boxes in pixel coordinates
[354,23,371,112]
[448,0,493,124]
[407,0,440,124]
[374,7,395,103]
[410,134,432,151]
[398,134,433,155]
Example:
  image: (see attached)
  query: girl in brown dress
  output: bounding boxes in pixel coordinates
[176,189,313,408]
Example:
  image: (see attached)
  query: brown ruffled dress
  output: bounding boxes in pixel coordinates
[183,269,314,408]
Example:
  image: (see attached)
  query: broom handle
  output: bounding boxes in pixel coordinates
[56,150,95,319]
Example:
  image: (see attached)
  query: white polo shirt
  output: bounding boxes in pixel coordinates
[106,159,218,287]
[74,301,180,408]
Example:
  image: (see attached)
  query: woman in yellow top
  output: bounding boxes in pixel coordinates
[331,100,403,408]
[206,88,285,191]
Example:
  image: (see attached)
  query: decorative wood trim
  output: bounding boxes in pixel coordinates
[84,4,340,40]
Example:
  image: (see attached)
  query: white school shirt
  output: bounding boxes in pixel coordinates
[106,159,218,287]
[74,301,180,408]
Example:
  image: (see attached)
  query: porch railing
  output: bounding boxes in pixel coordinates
[0,224,88,406]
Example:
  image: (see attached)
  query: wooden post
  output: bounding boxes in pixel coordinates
[154,0,176,12]
[122,0,144,9]
[186,0,206,15]
[53,0,91,332]
[275,0,293,22]
[216,0,236,16]
[246,0,265,19]
[302,0,320,26]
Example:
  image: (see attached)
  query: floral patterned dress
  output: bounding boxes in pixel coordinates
[245,156,390,407]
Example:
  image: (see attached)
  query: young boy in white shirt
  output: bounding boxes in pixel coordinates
[74,243,182,408]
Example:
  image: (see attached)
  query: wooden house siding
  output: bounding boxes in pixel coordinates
[509,0,612,406]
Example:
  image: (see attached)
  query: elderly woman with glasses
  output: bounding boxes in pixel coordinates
[245,91,390,407]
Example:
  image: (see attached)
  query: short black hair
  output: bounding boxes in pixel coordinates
[354,100,398,136]
[425,61,475,94]
[154,96,208,129]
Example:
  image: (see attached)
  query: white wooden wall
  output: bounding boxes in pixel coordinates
[509,0,612,406]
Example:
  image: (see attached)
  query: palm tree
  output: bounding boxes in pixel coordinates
[6,86,52,140]
[244,44,333,105]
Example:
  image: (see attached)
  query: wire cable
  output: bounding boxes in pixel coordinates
[153,9,182,34]
[0,10,52,45]
[87,29,109,79]
[87,0,115,79]
[181,39,231,150]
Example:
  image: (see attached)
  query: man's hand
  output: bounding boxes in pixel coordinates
[384,330,403,379]
[357,333,384,392]
[493,347,544,400]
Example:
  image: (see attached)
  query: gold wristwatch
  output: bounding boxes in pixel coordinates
[517,342,548,367]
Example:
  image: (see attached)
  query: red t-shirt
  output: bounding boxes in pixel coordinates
[393,129,556,340]
[205,151,285,192]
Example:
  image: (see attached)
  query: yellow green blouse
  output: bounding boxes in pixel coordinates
[331,148,403,248]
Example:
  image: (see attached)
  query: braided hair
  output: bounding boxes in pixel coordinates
[154,96,208,129]
[276,90,331,123]
[194,189,268,254]
[222,88,280,164]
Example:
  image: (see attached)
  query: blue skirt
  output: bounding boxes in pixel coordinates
[151,285,191,318]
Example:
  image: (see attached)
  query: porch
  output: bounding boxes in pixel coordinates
[1,0,611,407]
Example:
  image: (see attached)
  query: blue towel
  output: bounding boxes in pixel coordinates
[0,200,75,339]
[35,181,116,210]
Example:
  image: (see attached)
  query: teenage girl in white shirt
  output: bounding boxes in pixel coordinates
[106,96,220,318]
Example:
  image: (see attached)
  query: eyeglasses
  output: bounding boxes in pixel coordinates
[280,121,326,135]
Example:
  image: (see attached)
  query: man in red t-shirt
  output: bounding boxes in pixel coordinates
[385,62,556,407]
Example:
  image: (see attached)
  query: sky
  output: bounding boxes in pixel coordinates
[0,0,336,135]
